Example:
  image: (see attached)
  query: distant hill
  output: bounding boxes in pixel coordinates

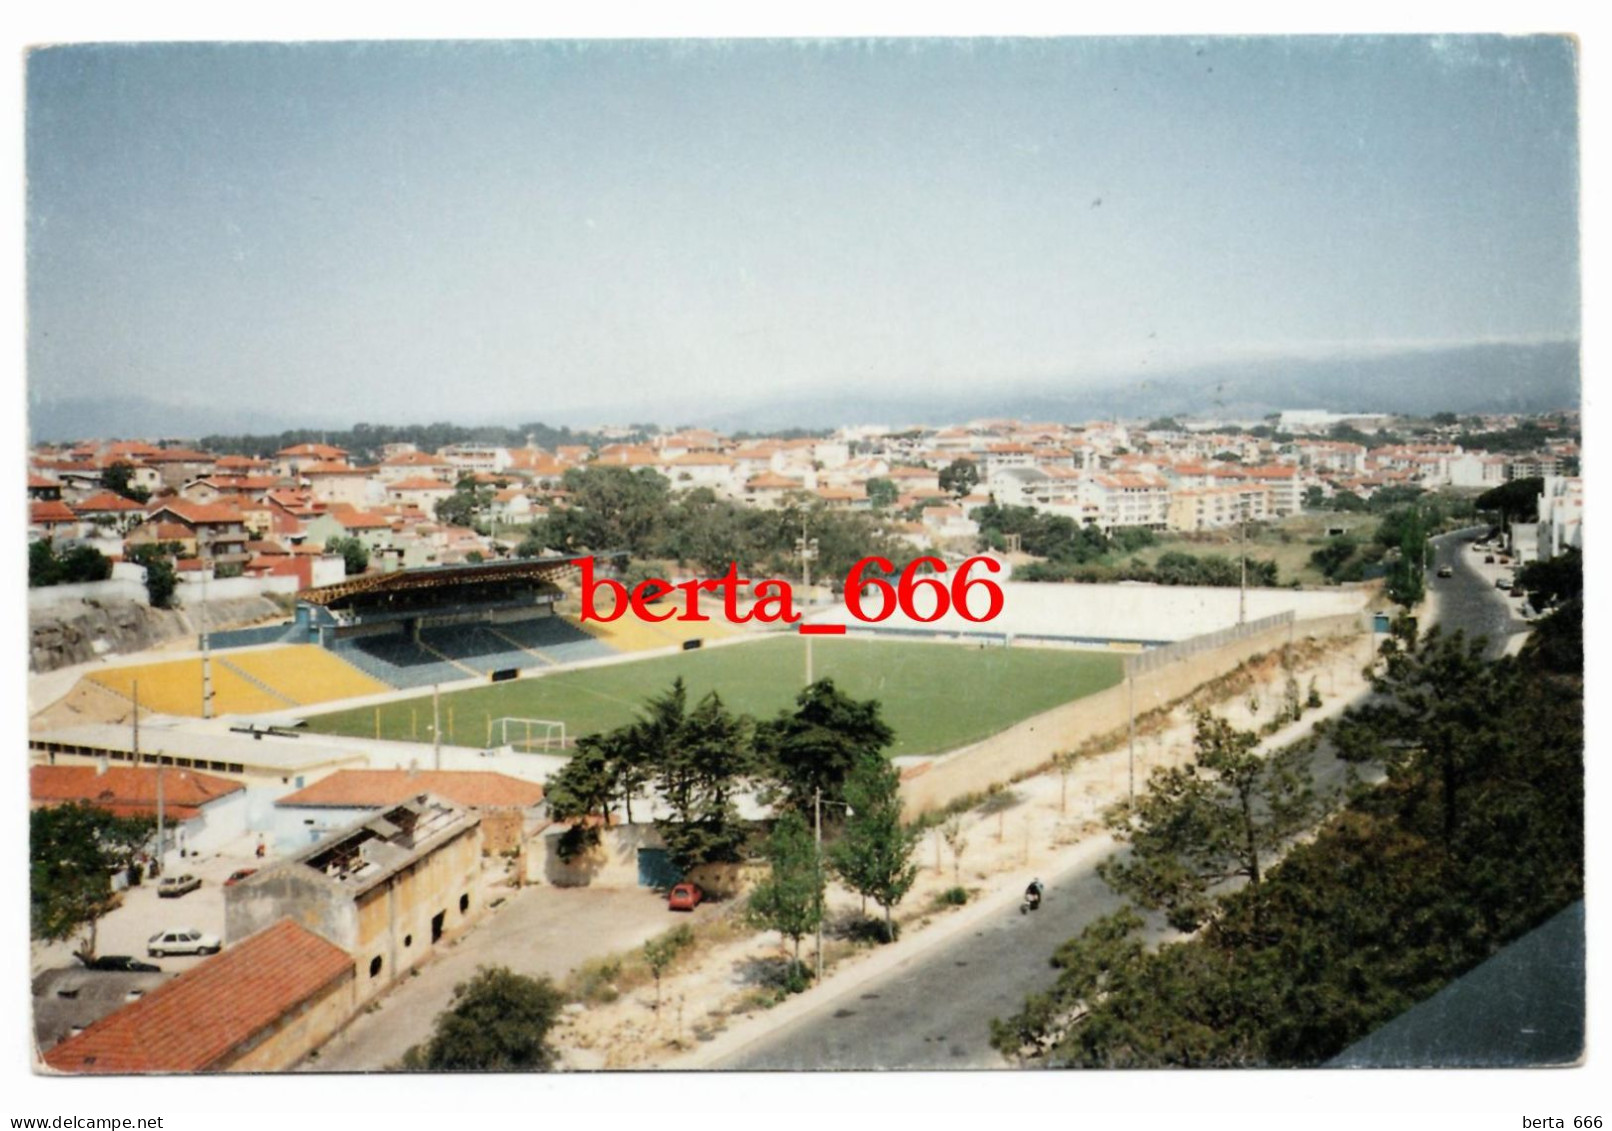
[27,394,338,444]
[27,339,1577,440]
[701,339,1581,431]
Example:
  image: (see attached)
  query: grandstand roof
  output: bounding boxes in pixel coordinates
[295,554,608,607]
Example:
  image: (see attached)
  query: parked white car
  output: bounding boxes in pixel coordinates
[147,928,221,958]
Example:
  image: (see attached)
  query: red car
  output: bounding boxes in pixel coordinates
[668,882,703,912]
[224,868,257,887]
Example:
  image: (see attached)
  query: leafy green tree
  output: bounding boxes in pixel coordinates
[31,803,155,958]
[830,750,918,941]
[1101,712,1317,933]
[29,541,113,587]
[1302,485,1325,509]
[125,543,179,608]
[101,461,150,504]
[399,966,564,1071]
[541,465,671,554]
[1308,534,1358,581]
[543,731,618,858]
[29,539,57,587]
[652,686,756,873]
[761,679,894,814]
[435,480,497,530]
[1332,628,1498,850]
[1517,548,1581,611]
[324,535,370,577]
[746,811,823,982]
[939,458,980,498]
[990,907,1147,1063]
[643,924,694,1011]
[1383,510,1427,608]
[1475,477,1544,523]
[865,477,898,510]
[1328,490,1368,513]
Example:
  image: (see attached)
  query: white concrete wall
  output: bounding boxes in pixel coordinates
[820,581,1368,644]
[175,574,300,602]
[28,578,150,612]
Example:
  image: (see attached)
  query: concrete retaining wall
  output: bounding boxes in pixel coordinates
[28,579,150,612]
[898,612,1367,817]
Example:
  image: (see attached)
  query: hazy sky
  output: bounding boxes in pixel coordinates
[26,36,1580,425]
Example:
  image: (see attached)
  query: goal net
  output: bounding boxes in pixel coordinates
[488,717,567,752]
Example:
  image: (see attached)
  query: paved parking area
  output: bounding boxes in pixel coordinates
[304,884,713,1072]
[30,834,269,978]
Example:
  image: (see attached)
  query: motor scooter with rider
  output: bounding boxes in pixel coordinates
[1020,878,1045,914]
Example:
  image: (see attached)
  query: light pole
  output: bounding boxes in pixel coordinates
[1238,500,1248,626]
[813,786,853,984]
[795,522,819,686]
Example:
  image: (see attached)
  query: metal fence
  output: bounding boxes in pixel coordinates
[1124,610,1296,678]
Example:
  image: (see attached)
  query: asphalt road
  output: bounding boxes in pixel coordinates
[726,533,1529,1071]
[1426,528,1529,659]
[726,853,1137,1070]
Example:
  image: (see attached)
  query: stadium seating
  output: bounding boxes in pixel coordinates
[88,658,296,717]
[491,617,616,666]
[221,646,392,705]
[419,624,540,676]
[330,635,474,690]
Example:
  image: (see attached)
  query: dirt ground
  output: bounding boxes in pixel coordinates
[550,633,1374,1069]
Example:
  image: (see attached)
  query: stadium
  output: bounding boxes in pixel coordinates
[32,556,1368,776]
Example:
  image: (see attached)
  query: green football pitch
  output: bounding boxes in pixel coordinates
[301,636,1126,760]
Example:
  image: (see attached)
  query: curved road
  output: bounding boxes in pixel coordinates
[1427,527,1531,659]
[722,530,1529,1070]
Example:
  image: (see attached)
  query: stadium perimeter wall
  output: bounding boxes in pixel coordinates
[898,611,1368,817]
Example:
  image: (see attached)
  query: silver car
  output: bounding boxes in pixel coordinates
[147,928,221,957]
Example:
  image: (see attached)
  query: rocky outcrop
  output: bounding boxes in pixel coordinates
[28,595,285,673]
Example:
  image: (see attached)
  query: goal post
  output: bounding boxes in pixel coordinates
[489,716,567,752]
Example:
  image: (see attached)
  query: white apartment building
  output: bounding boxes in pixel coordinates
[1082,473,1170,531]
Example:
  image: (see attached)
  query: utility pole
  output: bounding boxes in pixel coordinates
[1127,667,1136,808]
[155,747,166,879]
[814,787,824,984]
[1238,503,1248,626]
[200,565,214,719]
[795,521,819,687]
[432,684,442,772]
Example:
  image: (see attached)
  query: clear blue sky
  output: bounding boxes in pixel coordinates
[26,36,1580,425]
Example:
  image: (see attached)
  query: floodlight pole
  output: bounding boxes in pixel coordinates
[796,522,819,687]
[201,566,214,719]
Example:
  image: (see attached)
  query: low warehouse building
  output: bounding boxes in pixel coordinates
[225,795,482,1003]
[42,918,354,1074]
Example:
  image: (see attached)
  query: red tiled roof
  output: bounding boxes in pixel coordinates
[71,492,146,513]
[149,501,246,526]
[276,443,349,459]
[31,500,80,524]
[142,448,216,464]
[42,918,352,1074]
[277,769,543,810]
[31,766,243,815]
[387,477,454,491]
